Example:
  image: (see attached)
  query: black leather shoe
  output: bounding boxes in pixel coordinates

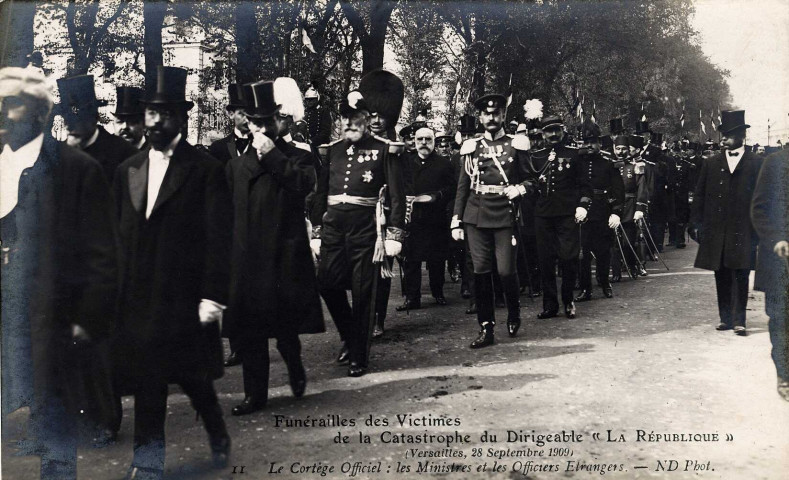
[348,362,367,377]
[224,351,241,367]
[288,360,307,398]
[231,397,266,416]
[372,322,384,338]
[611,272,622,283]
[715,323,733,331]
[470,326,495,349]
[395,299,421,311]
[507,316,521,337]
[530,289,542,298]
[564,302,576,319]
[461,288,471,299]
[465,302,477,315]
[574,290,593,302]
[734,326,747,336]
[537,310,558,319]
[637,265,648,276]
[602,285,613,298]
[434,295,448,306]
[336,343,350,364]
[676,243,686,249]
[210,435,231,469]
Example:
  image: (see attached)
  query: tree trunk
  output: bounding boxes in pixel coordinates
[144,0,166,88]
[361,1,393,75]
[0,0,37,68]
[234,1,260,83]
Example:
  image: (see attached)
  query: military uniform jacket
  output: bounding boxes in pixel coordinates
[578,151,624,222]
[614,157,649,223]
[311,134,406,232]
[528,141,593,218]
[305,105,332,147]
[453,130,532,228]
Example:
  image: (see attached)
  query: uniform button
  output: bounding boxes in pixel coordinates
[345,177,349,181]
[347,164,352,168]
[344,185,348,189]
[346,170,350,174]
[500,182,504,185]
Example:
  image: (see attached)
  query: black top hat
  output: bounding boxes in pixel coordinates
[600,135,613,149]
[629,134,645,149]
[474,93,507,112]
[634,120,650,134]
[226,83,247,110]
[541,115,563,129]
[718,110,750,135]
[56,75,107,116]
[650,131,663,144]
[457,114,476,134]
[609,118,624,135]
[242,81,280,119]
[614,135,630,147]
[580,119,601,140]
[339,91,369,118]
[358,70,404,126]
[113,86,144,117]
[141,66,194,110]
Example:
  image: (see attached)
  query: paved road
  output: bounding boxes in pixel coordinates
[3,242,788,479]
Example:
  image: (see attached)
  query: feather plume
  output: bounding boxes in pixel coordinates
[273,77,305,122]
[523,99,543,120]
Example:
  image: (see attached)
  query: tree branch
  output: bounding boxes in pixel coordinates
[339,0,368,42]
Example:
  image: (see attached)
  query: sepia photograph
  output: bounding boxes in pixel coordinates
[1,0,787,478]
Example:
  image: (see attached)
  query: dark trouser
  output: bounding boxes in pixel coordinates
[403,257,446,301]
[713,267,750,328]
[517,229,541,294]
[579,220,613,291]
[31,396,77,479]
[465,224,520,326]
[239,334,301,399]
[648,219,666,252]
[132,377,226,472]
[766,292,789,381]
[318,206,379,367]
[376,276,391,322]
[535,215,578,311]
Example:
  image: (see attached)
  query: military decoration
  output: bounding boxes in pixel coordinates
[362,170,373,183]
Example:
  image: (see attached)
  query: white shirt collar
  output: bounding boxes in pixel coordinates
[483,128,506,142]
[233,127,249,139]
[149,132,181,158]
[0,133,45,218]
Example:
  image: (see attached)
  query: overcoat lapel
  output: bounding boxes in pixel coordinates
[226,137,238,159]
[150,140,194,216]
[128,157,148,213]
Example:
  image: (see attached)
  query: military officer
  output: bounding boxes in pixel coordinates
[436,134,453,157]
[451,93,533,348]
[400,124,417,154]
[574,120,625,301]
[208,83,252,166]
[666,142,695,248]
[452,114,478,308]
[303,85,332,147]
[310,91,406,377]
[111,86,148,150]
[528,115,593,319]
[611,136,649,280]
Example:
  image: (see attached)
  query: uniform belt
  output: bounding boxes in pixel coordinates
[593,189,608,195]
[328,194,378,207]
[406,194,433,203]
[471,183,507,195]
[625,193,636,198]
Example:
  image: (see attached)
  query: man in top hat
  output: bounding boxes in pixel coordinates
[310,90,406,377]
[208,83,252,166]
[451,93,533,348]
[574,119,625,301]
[1,66,118,480]
[112,66,232,478]
[224,78,324,416]
[690,110,763,336]
[303,84,332,147]
[397,126,455,311]
[112,86,147,150]
[357,69,405,338]
[57,75,138,182]
[610,135,649,279]
[527,114,593,319]
[751,146,789,401]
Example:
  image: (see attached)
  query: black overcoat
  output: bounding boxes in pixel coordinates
[751,150,789,315]
[691,151,763,271]
[81,125,140,182]
[407,151,455,261]
[1,137,118,431]
[209,133,251,165]
[224,138,325,340]
[112,139,232,382]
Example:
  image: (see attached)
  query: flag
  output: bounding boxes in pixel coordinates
[680,106,685,128]
[590,100,597,124]
[576,95,585,120]
[717,107,721,125]
[710,110,716,131]
[302,28,316,54]
[700,109,706,135]
[570,86,580,117]
[640,102,646,122]
[505,73,513,107]
[454,79,461,100]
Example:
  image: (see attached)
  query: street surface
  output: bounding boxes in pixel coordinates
[3,242,788,479]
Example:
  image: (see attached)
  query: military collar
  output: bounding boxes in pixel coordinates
[483,128,506,142]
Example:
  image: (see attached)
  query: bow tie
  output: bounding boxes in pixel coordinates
[235,135,251,153]
[727,151,740,157]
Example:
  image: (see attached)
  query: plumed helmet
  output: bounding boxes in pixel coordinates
[273,77,305,122]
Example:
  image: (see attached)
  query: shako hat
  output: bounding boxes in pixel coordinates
[580,118,601,140]
[609,117,624,135]
[634,120,650,134]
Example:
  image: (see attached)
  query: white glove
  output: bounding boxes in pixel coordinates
[503,185,521,200]
[384,239,402,256]
[633,210,644,221]
[199,299,224,327]
[252,131,275,156]
[310,238,321,257]
[774,240,789,258]
[452,228,464,241]
[575,207,588,223]
[608,214,621,229]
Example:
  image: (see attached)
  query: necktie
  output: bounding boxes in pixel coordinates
[236,135,250,154]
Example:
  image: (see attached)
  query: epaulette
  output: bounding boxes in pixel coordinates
[319,138,343,150]
[509,134,531,151]
[460,138,478,155]
[388,142,404,155]
[564,144,579,150]
[291,140,311,152]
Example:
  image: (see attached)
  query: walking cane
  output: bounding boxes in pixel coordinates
[638,218,670,271]
[618,224,644,276]
[614,227,635,280]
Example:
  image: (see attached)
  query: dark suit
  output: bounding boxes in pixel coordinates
[225,138,324,400]
[691,150,763,328]
[2,136,117,478]
[79,125,139,182]
[209,132,252,165]
[403,151,455,302]
[113,138,232,471]
[751,150,789,381]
